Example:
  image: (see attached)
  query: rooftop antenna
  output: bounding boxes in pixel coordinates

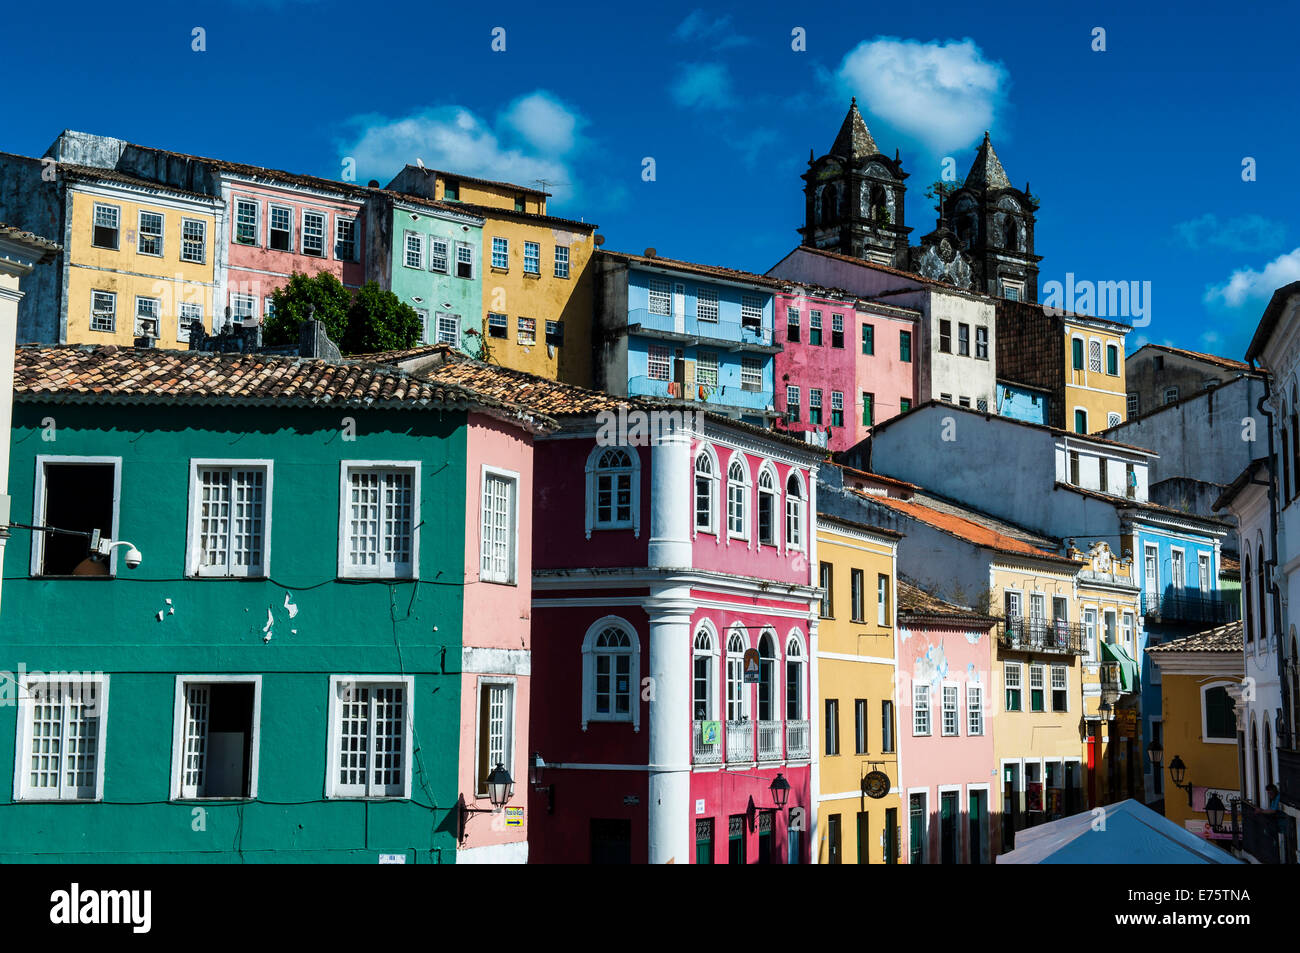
[534,177,566,194]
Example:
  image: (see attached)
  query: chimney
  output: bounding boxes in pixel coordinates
[299,318,342,361]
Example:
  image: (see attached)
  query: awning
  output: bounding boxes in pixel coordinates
[1101,641,1138,691]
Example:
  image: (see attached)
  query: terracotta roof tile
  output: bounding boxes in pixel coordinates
[600,250,788,289]
[1142,343,1251,372]
[1146,620,1243,653]
[12,345,555,432]
[897,578,998,625]
[862,491,1073,563]
[0,222,60,256]
[58,163,217,202]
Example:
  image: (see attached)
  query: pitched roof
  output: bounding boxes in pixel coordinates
[442,198,596,232]
[600,249,787,289]
[1137,343,1251,372]
[897,579,998,625]
[1246,280,1300,364]
[816,512,904,541]
[1054,482,1234,528]
[772,244,971,294]
[828,98,879,160]
[827,461,921,493]
[58,163,216,202]
[861,491,1074,564]
[11,345,555,431]
[964,132,1011,190]
[1213,457,1269,512]
[1145,620,1243,654]
[403,165,549,197]
[1220,554,1240,577]
[124,141,373,200]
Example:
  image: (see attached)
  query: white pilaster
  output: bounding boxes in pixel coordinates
[645,585,694,864]
[648,427,691,569]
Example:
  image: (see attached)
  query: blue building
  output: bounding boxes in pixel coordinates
[593,250,783,425]
[996,379,1051,425]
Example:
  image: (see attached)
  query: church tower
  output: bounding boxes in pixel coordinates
[799,99,910,268]
[940,133,1041,301]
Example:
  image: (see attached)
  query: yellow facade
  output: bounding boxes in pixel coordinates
[1072,542,1144,806]
[991,557,1087,848]
[1064,317,1128,433]
[430,172,548,216]
[1150,640,1242,834]
[66,184,218,348]
[815,517,902,864]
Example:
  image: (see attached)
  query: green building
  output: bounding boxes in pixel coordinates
[364,190,484,356]
[0,343,545,862]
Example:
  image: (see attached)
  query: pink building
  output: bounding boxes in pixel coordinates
[896,582,999,864]
[221,168,367,325]
[774,287,917,453]
[521,395,824,863]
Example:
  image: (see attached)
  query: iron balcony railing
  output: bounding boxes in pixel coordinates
[626,308,776,350]
[1238,801,1282,864]
[1142,590,1240,624]
[726,719,755,763]
[692,720,723,765]
[998,617,1088,655]
[786,719,810,760]
[1279,747,1300,809]
[758,720,783,762]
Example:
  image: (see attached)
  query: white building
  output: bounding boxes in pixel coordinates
[0,224,59,616]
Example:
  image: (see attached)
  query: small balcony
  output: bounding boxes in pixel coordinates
[786,719,810,760]
[998,617,1087,655]
[1279,747,1300,809]
[1238,801,1282,864]
[726,719,755,763]
[1142,590,1239,624]
[626,308,778,353]
[693,720,723,765]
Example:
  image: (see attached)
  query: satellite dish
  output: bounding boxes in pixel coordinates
[594,234,605,246]
[645,247,657,258]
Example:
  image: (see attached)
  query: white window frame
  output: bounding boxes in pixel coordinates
[90,289,116,333]
[1089,339,1103,373]
[334,216,358,262]
[647,344,671,381]
[1164,386,1180,405]
[1198,552,1212,592]
[523,240,540,275]
[1004,661,1023,712]
[1200,679,1240,744]
[169,674,262,800]
[878,573,889,626]
[1083,606,1098,662]
[479,464,519,585]
[185,459,274,578]
[913,682,931,736]
[473,676,517,797]
[301,209,326,258]
[726,452,750,541]
[454,241,475,279]
[1171,546,1186,590]
[137,209,164,257]
[941,682,959,736]
[1121,611,1135,650]
[427,236,449,273]
[581,616,641,730]
[1029,663,1046,711]
[585,445,641,538]
[92,202,120,249]
[487,312,507,338]
[967,683,984,736]
[13,673,110,801]
[404,230,423,269]
[268,204,295,252]
[134,295,161,337]
[492,236,510,269]
[695,350,719,388]
[554,244,570,279]
[517,316,536,346]
[177,300,204,343]
[233,197,260,246]
[325,674,415,798]
[229,292,257,324]
[1144,543,1159,597]
[648,278,671,316]
[337,461,421,579]
[1050,664,1069,713]
[697,288,720,322]
[784,469,805,552]
[437,312,461,346]
[30,455,122,577]
[694,445,719,536]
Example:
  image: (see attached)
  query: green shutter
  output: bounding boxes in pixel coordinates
[863,393,874,426]
[1073,339,1084,369]
[900,331,911,363]
[863,324,874,355]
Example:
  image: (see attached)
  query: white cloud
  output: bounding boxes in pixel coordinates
[670,63,735,110]
[1174,213,1286,253]
[341,92,583,203]
[500,91,582,155]
[1205,247,1300,308]
[674,10,751,48]
[835,37,1008,153]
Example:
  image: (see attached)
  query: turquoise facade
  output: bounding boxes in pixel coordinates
[996,381,1050,425]
[0,402,472,862]
[368,194,484,355]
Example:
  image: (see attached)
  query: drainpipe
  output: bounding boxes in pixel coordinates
[1253,368,1291,752]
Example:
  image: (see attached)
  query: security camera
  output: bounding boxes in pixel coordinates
[124,546,143,570]
[97,538,143,569]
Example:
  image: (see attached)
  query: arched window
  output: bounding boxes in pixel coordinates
[726,632,748,721]
[1257,543,1268,643]
[1244,552,1254,643]
[581,617,640,730]
[693,626,717,721]
[586,446,639,538]
[756,465,777,546]
[1282,412,1291,504]
[1265,721,1275,793]
[1291,382,1299,501]
[821,185,838,225]
[695,450,715,535]
[758,631,778,722]
[1292,631,1300,742]
[785,633,806,721]
[1250,717,1261,804]
[785,472,805,549]
[727,457,749,540]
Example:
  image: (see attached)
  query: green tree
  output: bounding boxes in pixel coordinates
[342,282,423,354]
[261,273,422,353]
[263,272,351,346]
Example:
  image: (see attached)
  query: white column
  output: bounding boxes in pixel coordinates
[645,585,694,864]
[648,425,691,568]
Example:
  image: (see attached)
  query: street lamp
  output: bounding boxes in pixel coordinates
[1168,754,1194,807]
[1205,792,1226,831]
[1146,738,1163,768]
[770,773,791,809]
[456,761,514,842]
[530,752,555,814]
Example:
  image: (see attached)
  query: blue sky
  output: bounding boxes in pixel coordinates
[4,0,1297,359]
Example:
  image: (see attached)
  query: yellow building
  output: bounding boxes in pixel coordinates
[1147,621,1243,837]
[814,514,903,864]
[386,167,597,387]
[991,552,1089,853]
[63,166,220,348]
[1065,314,1129,434]
[1070,541,1143,807]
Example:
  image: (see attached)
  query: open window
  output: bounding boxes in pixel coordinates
[32,457,119,577]
[173,678,260,799]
